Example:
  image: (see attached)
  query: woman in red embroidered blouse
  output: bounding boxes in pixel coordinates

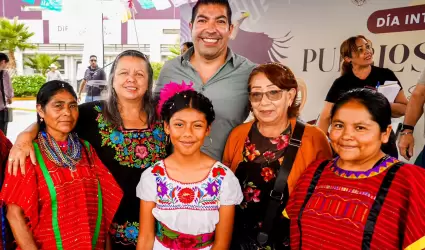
[286,88,425,249]
[1,81,123,250]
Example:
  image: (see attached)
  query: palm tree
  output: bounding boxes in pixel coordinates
[0,17,36,73]
[24,54,60,76]
[167,38,181,60]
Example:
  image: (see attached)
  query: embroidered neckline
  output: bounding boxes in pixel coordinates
[94,104,167,168]
[161,160,219,185]
[330,155,399,179]
[151,162,227,210]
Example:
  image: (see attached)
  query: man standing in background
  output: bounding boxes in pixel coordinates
[78,55,106,102]
[398,67,425,167]
[0,53,14,135]
[46,64,63,81]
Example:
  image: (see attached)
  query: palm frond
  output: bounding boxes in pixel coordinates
[0,17,36,70]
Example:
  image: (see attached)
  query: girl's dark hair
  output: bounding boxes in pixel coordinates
[103,50,155,128]
[36,80,77,129]
[160,90,215,126]
[330,88,391,132]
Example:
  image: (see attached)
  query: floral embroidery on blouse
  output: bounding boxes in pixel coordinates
[110,221,139,245]
[151,162,227,210]
[94,105,167,168]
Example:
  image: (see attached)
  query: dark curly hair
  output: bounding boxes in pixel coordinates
[160,90,215,126]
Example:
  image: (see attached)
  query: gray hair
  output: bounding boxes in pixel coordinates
[103,50,155,128]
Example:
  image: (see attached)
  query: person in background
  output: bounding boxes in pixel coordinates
[7,50,168,250]
[223,63,332,249]
[181,41,194,54]
[287,88,425,249]
[78,55,107,102]
[155,0,257,162]
[317,35,408,158]
[46,63,63,81]
[398,67,425,167]
[1,80,123,249]
[0,53,13,135]
[137,82,242,250]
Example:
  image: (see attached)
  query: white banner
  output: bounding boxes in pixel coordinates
[181,0,425,162]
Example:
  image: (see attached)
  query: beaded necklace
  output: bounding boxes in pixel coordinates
[38,131,82,171]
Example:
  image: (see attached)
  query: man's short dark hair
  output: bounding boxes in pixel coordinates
[90,55,97,59]
[0,53,9,63]
[183,42,194,48]
[191,0,232,26]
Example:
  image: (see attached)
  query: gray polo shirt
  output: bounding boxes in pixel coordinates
[154,47,257,160]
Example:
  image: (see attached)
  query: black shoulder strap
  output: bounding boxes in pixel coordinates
[257,120,306,246]
[361,161,404,249]
[0,70,5,106]
[297,159,330,249]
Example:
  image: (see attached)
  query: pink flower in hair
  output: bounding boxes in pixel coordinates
[156,81,195,116]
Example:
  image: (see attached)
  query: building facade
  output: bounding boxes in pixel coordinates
[0,0,181,87]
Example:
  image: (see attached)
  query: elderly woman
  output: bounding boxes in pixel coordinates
[317,35,408,157]
[1,80,123,249]
[287,88,425,249]
[7,50,168,250]
[223,63,332,249]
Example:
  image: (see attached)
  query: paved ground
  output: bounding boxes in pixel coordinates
[6,100,37,143]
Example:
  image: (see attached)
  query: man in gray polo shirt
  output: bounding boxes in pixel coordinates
[154,0,256,160]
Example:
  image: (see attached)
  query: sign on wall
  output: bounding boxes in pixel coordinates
[180,0,425,161]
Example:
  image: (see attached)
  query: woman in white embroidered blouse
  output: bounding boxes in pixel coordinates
[136,82,243,250]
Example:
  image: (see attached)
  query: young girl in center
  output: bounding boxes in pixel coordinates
[136,82,243,250]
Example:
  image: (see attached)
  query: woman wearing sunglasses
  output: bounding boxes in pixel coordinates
[223,63,332,249]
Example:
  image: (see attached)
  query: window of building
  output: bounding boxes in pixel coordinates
[161,44,174,53]
[56,59,65,74]
[163,29,180,34]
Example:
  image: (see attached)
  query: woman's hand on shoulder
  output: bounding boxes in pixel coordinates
[8,132,36,176]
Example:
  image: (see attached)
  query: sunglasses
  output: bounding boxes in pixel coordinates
[249,90,285,102]
[90,59,97,62]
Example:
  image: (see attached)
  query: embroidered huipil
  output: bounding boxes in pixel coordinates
[287,156,425,250]
[75,101,168,249]
[136,161,243,249]
[0,140,123,249]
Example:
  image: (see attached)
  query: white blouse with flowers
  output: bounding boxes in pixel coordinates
[136,160,243,249]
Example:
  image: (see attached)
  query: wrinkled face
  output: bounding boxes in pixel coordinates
[329,101,391,162]
[37,90,79,140]
[190,4,233,60]
[345,38,374,67]
[164,108,210,156]
[249,73,295,124]
[113,56,149,101]
[90,56,98,68]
